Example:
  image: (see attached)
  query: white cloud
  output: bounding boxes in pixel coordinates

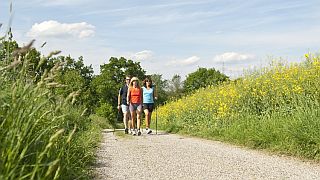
[131,50,153,61]
[27,20,95,39]
[213,52,255,64]
[166,56,200,67]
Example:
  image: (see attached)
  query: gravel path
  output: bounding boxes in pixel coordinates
[93,129,320,180]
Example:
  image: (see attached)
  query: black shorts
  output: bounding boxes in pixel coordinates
[143,103,154,112]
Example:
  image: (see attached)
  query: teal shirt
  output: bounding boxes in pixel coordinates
[142,87,154,103]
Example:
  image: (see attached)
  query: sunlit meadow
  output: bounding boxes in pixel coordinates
[154,54,320,159]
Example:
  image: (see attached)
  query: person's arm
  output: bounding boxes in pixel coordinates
[140,87,143,104]
[118,88,122,110]
[127,87,131,105]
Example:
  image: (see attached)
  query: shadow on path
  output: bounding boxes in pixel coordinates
[102,129,169,136]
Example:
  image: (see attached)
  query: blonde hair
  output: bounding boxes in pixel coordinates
[129,77,140,88]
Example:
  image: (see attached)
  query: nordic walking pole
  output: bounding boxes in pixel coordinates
[154,84,158,135]
[156,104,158,135]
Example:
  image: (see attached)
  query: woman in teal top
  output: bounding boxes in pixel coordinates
[142,77,157,134]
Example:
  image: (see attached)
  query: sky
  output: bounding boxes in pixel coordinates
[1,0,320,80]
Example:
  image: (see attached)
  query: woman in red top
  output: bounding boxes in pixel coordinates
[127,77,143,136]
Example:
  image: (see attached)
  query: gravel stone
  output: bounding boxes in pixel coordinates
[93,129,320,180]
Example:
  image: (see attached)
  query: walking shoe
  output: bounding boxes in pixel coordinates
[129,129,132,134]
[146,129,152,134]
[124,128,128,134]
[132,129,137,136]
[138,130,141,136]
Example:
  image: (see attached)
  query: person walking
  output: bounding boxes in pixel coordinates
[127,77,143,136]
[142,77,157,134]
[118,75,132,134]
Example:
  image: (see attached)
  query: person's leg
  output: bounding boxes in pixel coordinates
[129,104,136,135]
[121,105,129,133]
[146,104,154,134]
[131,112,136,135]
[136,104,142,135]
[131,112,136,128]
[136,110,141,130]
[123,112,128,128]
[127,111,132,133]
[144,109,150,129]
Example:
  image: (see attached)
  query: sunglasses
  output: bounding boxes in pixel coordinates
[125,79,131,80]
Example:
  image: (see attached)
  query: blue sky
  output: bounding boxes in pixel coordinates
[1,0,320,79]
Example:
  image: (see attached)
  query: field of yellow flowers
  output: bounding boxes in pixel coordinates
[154,54,320,159]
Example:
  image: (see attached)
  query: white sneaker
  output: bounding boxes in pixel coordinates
[129,129,132,134]
[132,129,137,136]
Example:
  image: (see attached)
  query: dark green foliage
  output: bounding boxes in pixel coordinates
[184,67,229,93]
[167,74,184,100]
[51,55,95,112]
[0,39,105,179]
[100,57,145,84]
[0,40,18,62]
[92,56,146,112]
[95,102,117,127]
[150,74,168,105]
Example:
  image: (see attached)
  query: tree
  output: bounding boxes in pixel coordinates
[150,74,168,105]
[0,40,57,82]
[99,57,145,83]
[0,29,18,62]
[184,67,229,93]
[0,40,19,63]
[24,47,47,81]
[52,55,95,111]
[167,74,184,100]
[91,57,146,110]
[53,55,93,83]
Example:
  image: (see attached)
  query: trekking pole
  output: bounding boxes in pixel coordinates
[155,84,158,135]
[156,102,158,135]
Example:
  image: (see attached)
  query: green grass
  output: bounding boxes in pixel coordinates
[0,43,110,179]
[155,55,320,160]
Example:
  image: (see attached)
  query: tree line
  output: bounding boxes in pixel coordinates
[1,38,229,122]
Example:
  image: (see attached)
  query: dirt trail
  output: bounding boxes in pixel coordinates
[93,129,320,180]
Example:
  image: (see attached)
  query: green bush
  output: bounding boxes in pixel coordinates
[0,40,103,179]
[95,102,116,127]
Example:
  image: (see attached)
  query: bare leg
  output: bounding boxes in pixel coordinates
[144,109,150,129]
[128,113,132,130]
[131,111,136,130]
[136,109,142,130]
[123,112,128,129]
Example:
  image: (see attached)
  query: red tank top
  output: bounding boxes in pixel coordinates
[129,87,141,104]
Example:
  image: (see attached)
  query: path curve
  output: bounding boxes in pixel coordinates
[93,129,320,180]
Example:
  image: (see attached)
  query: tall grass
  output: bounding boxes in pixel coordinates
[155,54,320,160]
[0,40,103,179]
